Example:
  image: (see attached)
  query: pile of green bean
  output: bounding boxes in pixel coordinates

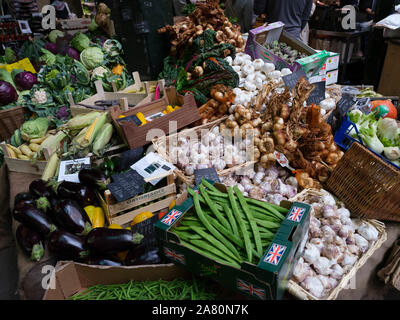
[69,278,217,300]
[173,179,289,267]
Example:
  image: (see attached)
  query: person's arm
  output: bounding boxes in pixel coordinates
[301,0,313,31]
[241,0,255,32]
[253,0,267,15]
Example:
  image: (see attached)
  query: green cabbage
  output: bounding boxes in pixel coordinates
[40,48,56,65]
[80,47,104,70]
[70,32,91,52]
[49,30,64,44]
[20,117,49,141]
[4,47,17,64]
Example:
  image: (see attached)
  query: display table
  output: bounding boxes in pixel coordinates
[310,29,369,82]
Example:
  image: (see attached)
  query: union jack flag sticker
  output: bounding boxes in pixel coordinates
[264,244,286,266]
[287,206,305,223]
[161,209,183,226]
[163,247,185,264]
[237,279,265,300]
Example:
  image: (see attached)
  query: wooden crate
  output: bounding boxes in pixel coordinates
[97,174,177,226]
[0,106,26,141]
[110,87,201,150]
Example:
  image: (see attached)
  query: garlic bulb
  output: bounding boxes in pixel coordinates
[261,62,275,75]
[304,243,321,264]
[313,257,331,275]
[302,276,324,298]
[252,59,264,70]
[357,223,378,241]
[281,68,292,77]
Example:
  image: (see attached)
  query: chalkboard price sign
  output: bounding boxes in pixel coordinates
[194,167,221,186]
[307,81,326,105]
[107,169,146,202]
[120,147,144,171]
[282,69,308,89]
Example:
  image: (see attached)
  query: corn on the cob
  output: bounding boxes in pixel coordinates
[42,152,59,181]
[17,154,30,160]
[6,145,17,158]
[7,144,21,156]
[62,112,102,130]
[30,136,47,144]
[72,126,89,147]
[37,131,67,158]
[29,143,40,152]
[92,123,113,156]
[20,144,34,157]
[82,113,108,147]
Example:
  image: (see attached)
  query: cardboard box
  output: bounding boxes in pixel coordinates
[309,69,339,86]
[43,261,191,300]
[324,52,340,72]
[245,23,318,72]
[155,184,311,300]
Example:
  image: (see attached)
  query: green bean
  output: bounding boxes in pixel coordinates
[200,178,223,194]
[227,186,252,262]
[233,186,262,257]
[173,226,191,231]
[254,218,281,229]
[192,192,241,261]
[206,215,244,248]
[189,239,241,266]
[180,239,241,269]
[199,185,232,232]
[222,203,239,237]
[179,219,204,228]
[247,198,287,218]
[189,224,241,263]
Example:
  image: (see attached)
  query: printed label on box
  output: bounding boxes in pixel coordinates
[264,244,287,266]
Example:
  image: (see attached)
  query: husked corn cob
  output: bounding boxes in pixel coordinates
[92,123,113,156]
[37,131,67,159]
[72,127,89,146]
[6,145,17,158]
[7,144,21,156]
[17,154,30,160]
[20,144,34,157]
[62,112,102,130]
[29,143,40,152]
[42,152,59,181]
[30,136,47,144]
[82,113,108,147]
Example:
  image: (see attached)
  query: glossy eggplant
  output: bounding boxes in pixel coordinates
[78,168,109,190]
[86,228,144,254]
[14,192,33,207]
[14,198,35,209]
[125,245,161,266]
[53,199,92,235]
[29,179,53,213]
[57,181,96,207]
[84,255,124,267]
[16,224,45,262]
[13,204,57,235]
[48,230,89,259]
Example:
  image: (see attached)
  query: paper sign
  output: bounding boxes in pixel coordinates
[108,169,145,202]
[131,152,176,186]
[307,81,326,105]
[194,167,221,186]
[59,158,91,183]
[282,69,308,89]
[274,151,296,172]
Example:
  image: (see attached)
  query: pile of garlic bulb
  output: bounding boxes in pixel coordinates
[168,125,249,176]
[291,191,380,299]
[225,52,292,109]
[220,164,298,205]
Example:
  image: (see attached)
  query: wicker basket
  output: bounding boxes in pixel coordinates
[152,117,256,186]
[326,142,400,222]
[0,106,26,141]
[286,188,387,300]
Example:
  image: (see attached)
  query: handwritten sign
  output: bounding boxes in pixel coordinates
[307,81,326,105]
[282,69,308,89]
[108,169,145,202]
[194,167,221,186]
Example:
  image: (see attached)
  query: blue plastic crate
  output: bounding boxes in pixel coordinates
[334,115,400,170]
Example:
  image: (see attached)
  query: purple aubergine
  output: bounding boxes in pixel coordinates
[48,230,89,259]
[29,179,52,213]
[84,255,124,267]
[53,199,92,235]
[125,245,161,266]
[86,228,144,255]
[16,224,45,262]
[57,181,96,207]
[13,204,57,236]
[14,192,34,207]
[78,168,108,190]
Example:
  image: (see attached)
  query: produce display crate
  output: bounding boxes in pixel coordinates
[286,189,387,300]
[334,116,400,170]
[0,106,26,141]
[152,116,256,186]
[97,174,177,226]
[326,142,400,221]
[155,183,312,300]
[69,80,152,117]
[43,261,188,300]
[56,18,91,36]
[110,87,201,150]
[245,23,318,72]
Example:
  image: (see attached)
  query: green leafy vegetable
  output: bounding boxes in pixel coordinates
[70,32,91,52]
[80,47,104,70]
[20,117,49,141]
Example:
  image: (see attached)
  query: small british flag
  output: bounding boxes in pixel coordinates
[161,209,183,226]
[163,247,185,264]
[264,244,286,266]
[237,279,265,300]
[287,206,305,223]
